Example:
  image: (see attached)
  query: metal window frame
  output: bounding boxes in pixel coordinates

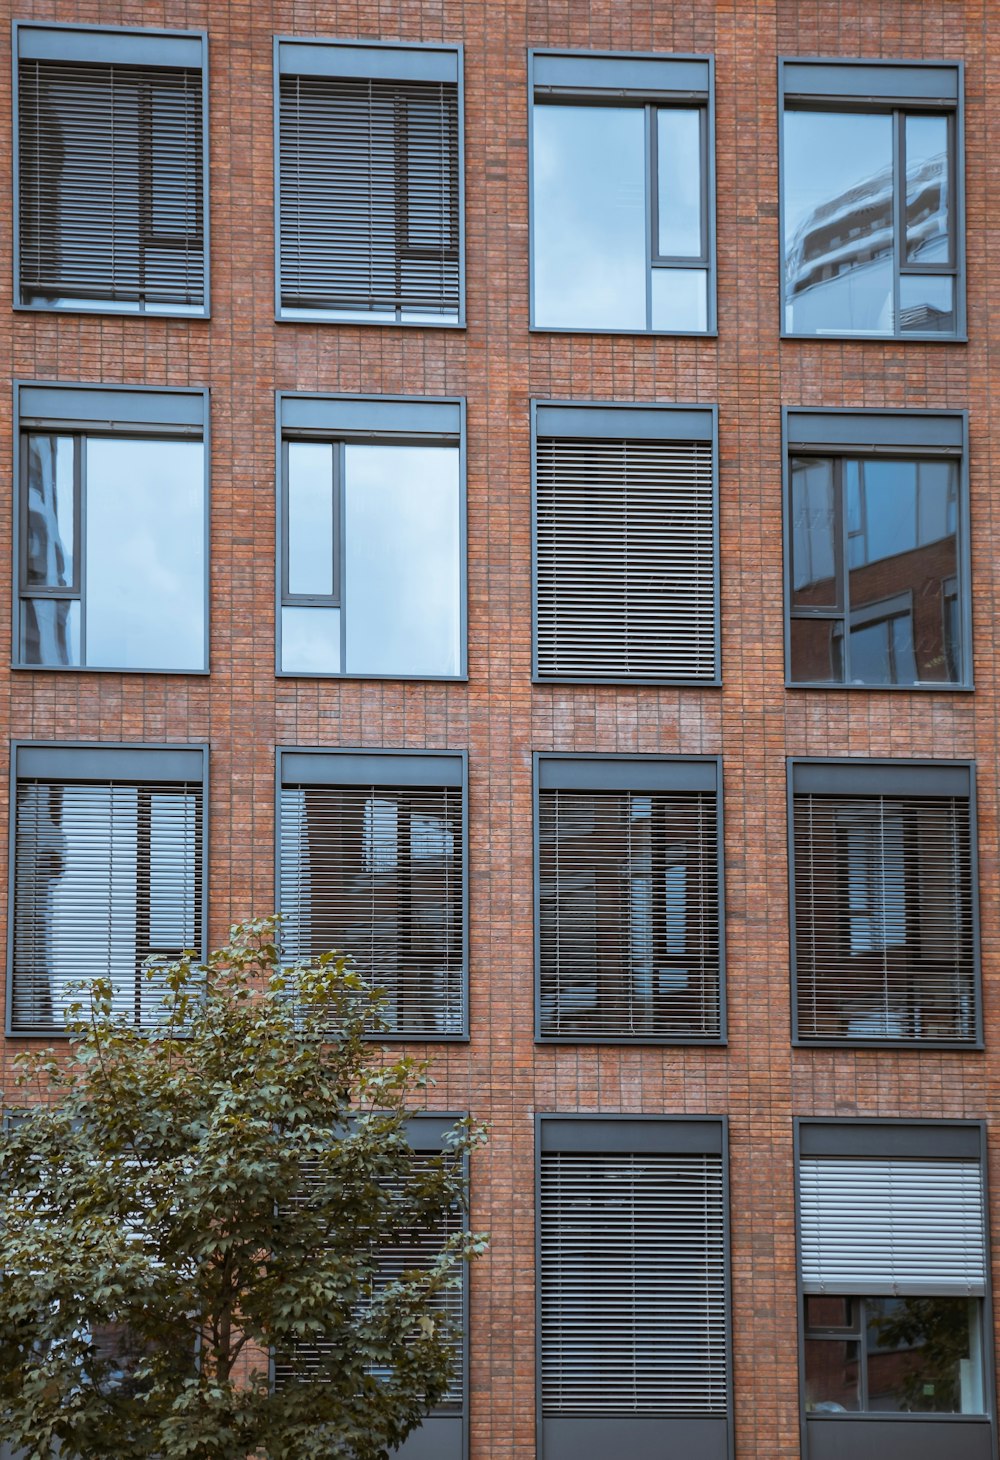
[534,1113,733,1460]
[528,49,717,337]
[530,399,720,685]
[6,738,210,1039]
[782,408,972,691]
[275,393,467,681]
[778,56,966,343]
[786,756,982,1049]
[12,381,211,676]
[12,20,211,320]
[533,753,726,1045]
[266,1110,471,1460]
[793,1118,997,1460]
[274,746,470,1042]
[273,36,466,329]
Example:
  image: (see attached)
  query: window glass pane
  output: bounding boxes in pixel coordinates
[804,1339,861,1412]
[783,111,894,335]
[25,435,75,588]
[866,1297,980,1414]
[85,439,205,671]
[287,442,335,597]
[281,605,341,674]
[899,273,955,334]
[21,599,81,667]
[657,109,702,257]
[848,460,918,566]
[343,444,461,677]
[650,267,708,331]
[790,617,842,683]
[532,104,647,330]
[905,114,950,265]
[806,1296,857,1331]
[791,458,837,606]
[849,613,918,686]
[147,791,200,952]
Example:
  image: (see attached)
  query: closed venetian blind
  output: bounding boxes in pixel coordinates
[799,1157,985,1295]
[279,783,465,1037]
[278,75,459,316]
[12,777,204,1032]
[18,60,204,307]
[535,436,716,681]
[539,1151,727,1414]
[538,788,721,1039]
[793,791,974,1042]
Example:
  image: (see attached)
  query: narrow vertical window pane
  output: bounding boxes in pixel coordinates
[343,444,461,677]
[25,435,75,587]
[85,439,205,670]
[287,442,335,596]
[657,109,702,257]
[804,1340,862,1412]
[790,458,837,605]
[532,104,647,330]
[783,111,894,335]
[905,114,950,264]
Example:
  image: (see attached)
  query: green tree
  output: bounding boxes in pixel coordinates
[0,919,485,1460]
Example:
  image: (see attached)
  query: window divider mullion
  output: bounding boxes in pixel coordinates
[892,109,903,328]
[644,104,654,331]
[338,442,348,673]
[77,435,87,667]
[835,457,848,682]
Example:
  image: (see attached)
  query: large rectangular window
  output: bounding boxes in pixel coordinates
[278,750,467,1040]
[533,403,718,683]
[797,1121,994,1460]
[276,39,463,325]
[15,385,208,673]
[785,410,970,689]
[9,743,206,1035]
[278,395,464,679]
[789,760,979,1047]
[15,23,208,316]
[537,1117,731,1460]
[530,52,715,334]
[780,60,963,339]
[536,756,724,1042]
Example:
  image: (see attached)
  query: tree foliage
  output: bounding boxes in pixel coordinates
[0,919,485,1460]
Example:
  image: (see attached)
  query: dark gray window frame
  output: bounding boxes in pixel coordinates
[275,746,469,1042]
[535,1113,733,1460]
[786,756,982,1049]
[533,753,726,1045]
[782,408,972,691]
[531,400,721,685]
[793,1118,996,1460]
[267,1111,471,1460]
[12,381,211,676]
[273,36,466,329]
[6,739,210,1039]
[778,56,966,343]
[12,20,211,319]
[528,49,717,337]
[275,393,467,681]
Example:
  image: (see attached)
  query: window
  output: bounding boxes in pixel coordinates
[530,52,715,334]
[273,1115,468,1460]
[8,743,206,1035]
[275,39,463,325]
[785,410,970,688]
[789,760,979,1046]
[277,394,464,679]
[535,756,724,1042]
[14,384,208,673]
[780,59,964,339]
[14,23,208,316]
[537,1117,731,1460]
[796,1121,993,1460]
[533,403,718,683]
[277,750,467,1039]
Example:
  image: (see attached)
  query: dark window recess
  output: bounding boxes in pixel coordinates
[539,787,721,1039]
[279,782,464,1036]
[18,60,204,309]
[535,436,715,681]
[12,776,204,1033]
[278,75,460,319]
[539,1150,727,1414]
[792,790,975,1042]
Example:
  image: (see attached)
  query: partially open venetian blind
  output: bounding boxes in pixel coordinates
[18,59,205,308]
[535,435,716,681]
[278,75,460,317]
[539,1149,727,1413]
[279,779,465,1037]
